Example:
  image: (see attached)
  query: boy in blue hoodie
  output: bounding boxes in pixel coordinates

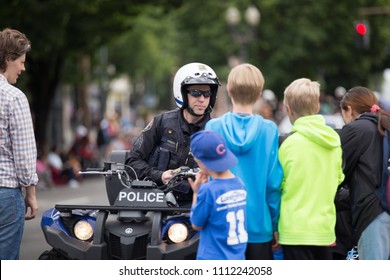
[206,63,283,259]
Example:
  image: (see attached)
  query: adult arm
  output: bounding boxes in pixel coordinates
[126,116,165,184]
[10,94,39,220]
[25,186,38,219]
[10,94,38,189]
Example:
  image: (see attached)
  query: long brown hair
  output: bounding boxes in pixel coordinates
[340,86,390,135]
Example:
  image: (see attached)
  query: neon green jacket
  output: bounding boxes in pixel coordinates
[278,115,344,245]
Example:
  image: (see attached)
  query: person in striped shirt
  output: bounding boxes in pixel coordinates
[0,28,38,260]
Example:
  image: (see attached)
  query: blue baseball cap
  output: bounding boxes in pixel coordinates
[190,130,237,172]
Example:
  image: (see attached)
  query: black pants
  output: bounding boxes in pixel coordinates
[283,245,332,260]
[245,242,274,260]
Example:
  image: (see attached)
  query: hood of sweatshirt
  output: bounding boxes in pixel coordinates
[208,112,270,155]
[292,114,341,149]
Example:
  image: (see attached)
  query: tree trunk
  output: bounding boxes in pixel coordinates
[27,55,63,154]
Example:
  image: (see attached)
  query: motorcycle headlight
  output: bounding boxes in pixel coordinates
[73,220,94,241]
[167,223,189,243]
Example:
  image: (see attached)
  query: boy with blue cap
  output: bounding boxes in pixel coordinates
[189,130,248,260]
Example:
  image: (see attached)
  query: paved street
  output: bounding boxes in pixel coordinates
[20,176,108,260]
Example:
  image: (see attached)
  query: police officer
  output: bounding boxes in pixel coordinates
[126,62,220,200]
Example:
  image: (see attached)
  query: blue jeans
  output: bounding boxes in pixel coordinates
[0,187,25,260]
[358,211,390,260]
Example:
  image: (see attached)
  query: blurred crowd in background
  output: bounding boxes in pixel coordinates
[36,112,138,189]
[36,80,390,190]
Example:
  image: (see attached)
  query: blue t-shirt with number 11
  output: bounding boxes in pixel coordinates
[190,177,248,260]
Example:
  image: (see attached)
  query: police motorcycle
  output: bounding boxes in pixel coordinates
[39,150,199,260]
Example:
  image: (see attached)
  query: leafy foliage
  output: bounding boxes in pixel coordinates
[1,0,390,150]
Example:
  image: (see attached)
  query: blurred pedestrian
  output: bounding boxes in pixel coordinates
[206,63,283,259]
[36,151,53,190]
[189,130,247,260]
[278,78,344,260]
[69,125,99,170]
[0,28,38,259]
[47,145,80,188]
[339,86,390,260]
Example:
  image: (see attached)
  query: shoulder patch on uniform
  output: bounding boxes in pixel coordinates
[133,134,144,149]
[142,119,154,132]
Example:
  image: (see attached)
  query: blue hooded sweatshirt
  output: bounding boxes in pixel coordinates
[206,112,283,243]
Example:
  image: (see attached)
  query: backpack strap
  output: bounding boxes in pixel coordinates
[383,130,390,209]
[376,129,390,213]
[279,131,295,147]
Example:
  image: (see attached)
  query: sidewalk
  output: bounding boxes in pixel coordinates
[20,177,107,260]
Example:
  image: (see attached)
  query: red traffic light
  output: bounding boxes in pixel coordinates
[355,23,367,35]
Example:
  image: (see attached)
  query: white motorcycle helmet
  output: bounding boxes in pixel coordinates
[173,62,220,115]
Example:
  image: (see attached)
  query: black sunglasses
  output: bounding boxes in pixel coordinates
[187,89,212,98]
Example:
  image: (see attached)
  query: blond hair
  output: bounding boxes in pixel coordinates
[227,63,264,105]
[284,78,320,116]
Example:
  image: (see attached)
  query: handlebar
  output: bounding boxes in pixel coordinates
[79,170,113,175]
[161,166,198,192]
[79,162,198,192]
[79,163,132,188]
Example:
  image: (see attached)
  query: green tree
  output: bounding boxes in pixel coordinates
[1,0,149,151]
[258,0,390,97]
[108,6,179,111]
[1,0,390,154]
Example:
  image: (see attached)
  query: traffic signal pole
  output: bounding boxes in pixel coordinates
[354,6,390,50]
[358,7,390,16]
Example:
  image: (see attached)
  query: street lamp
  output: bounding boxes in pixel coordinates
[226,5,261,64]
